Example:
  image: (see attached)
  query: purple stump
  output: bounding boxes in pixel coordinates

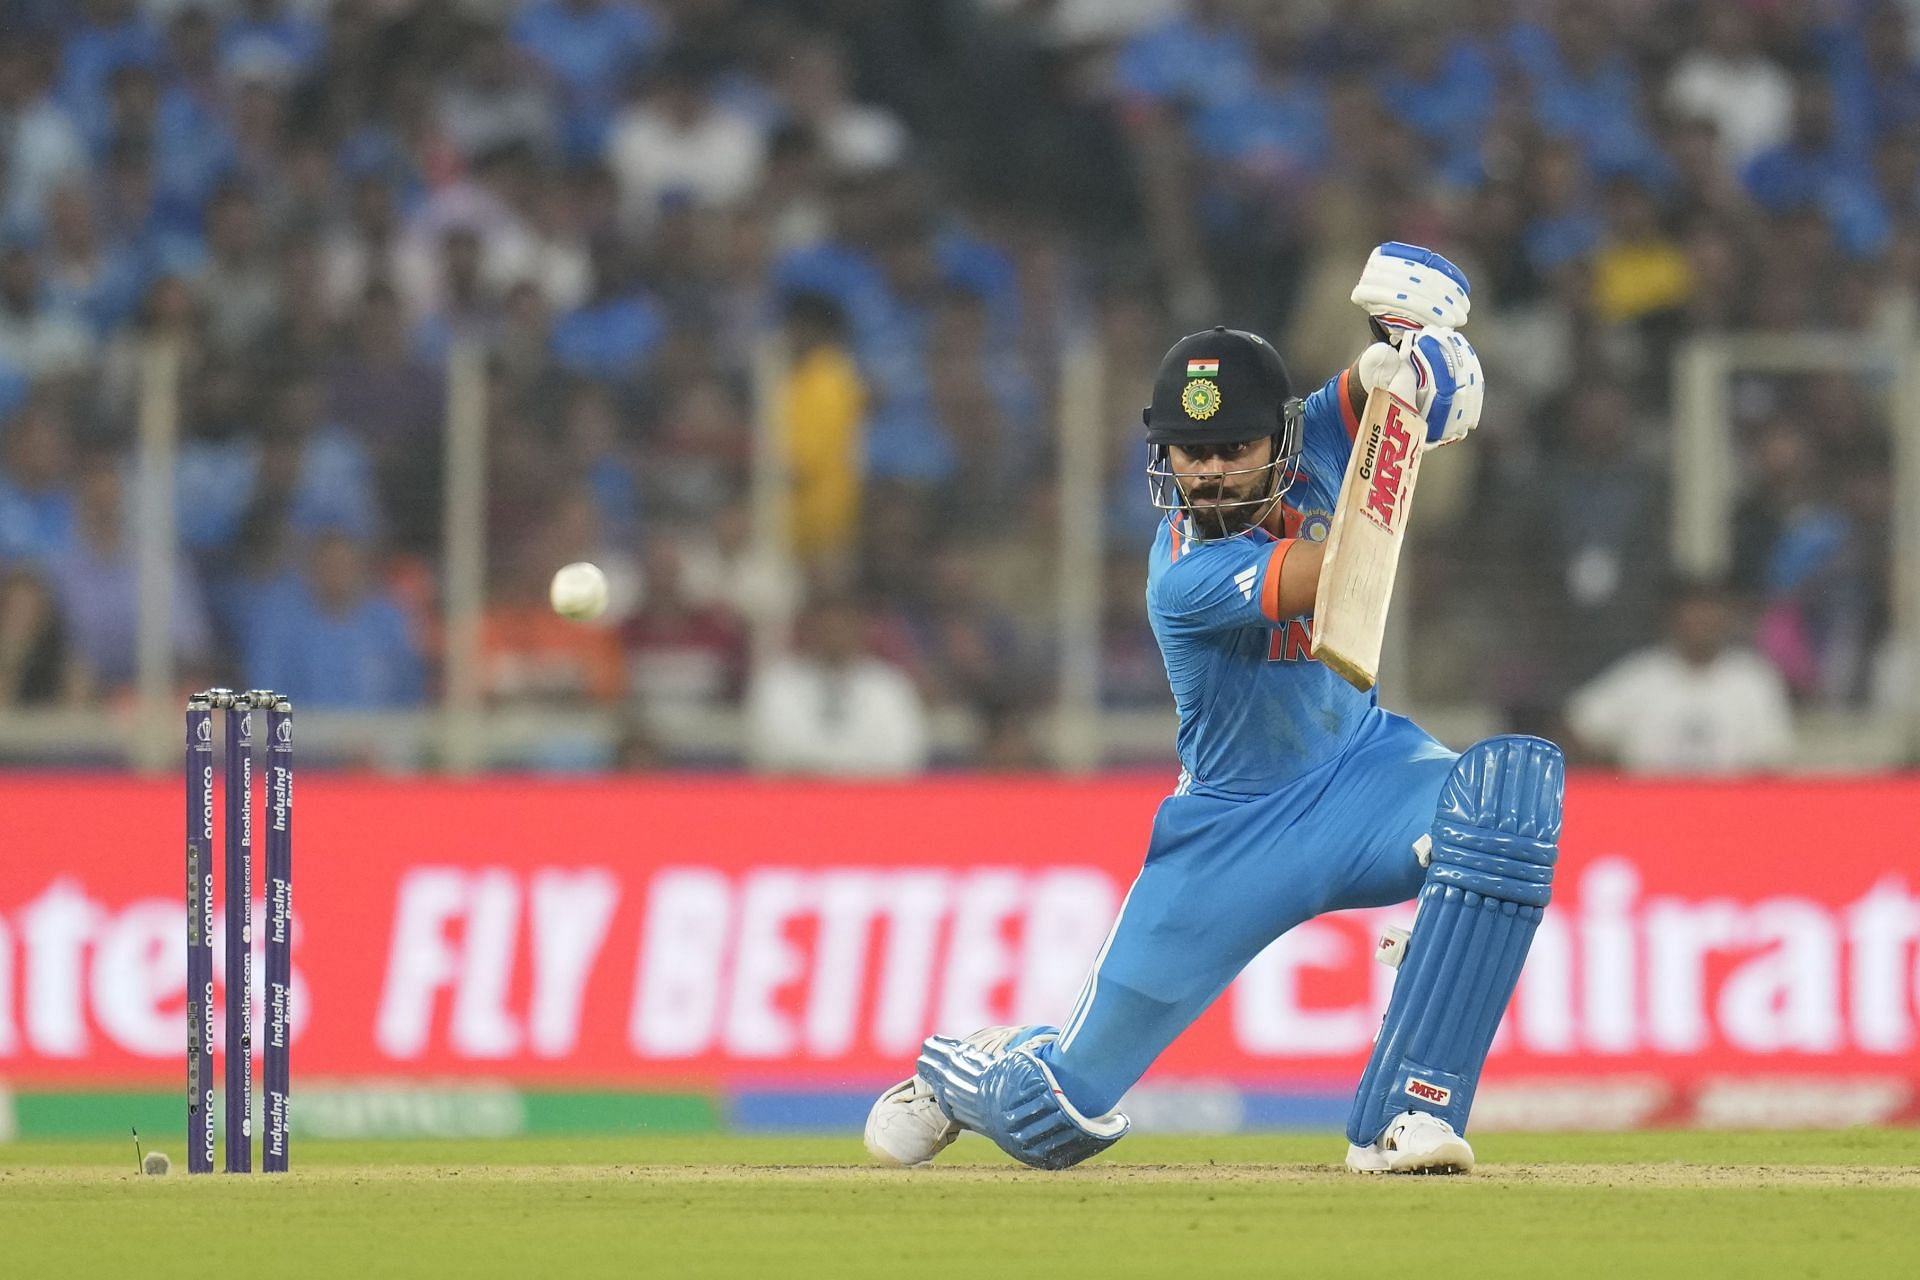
[223,694,254,1172]
[186,696,216,1175]
[261,696,293,1172]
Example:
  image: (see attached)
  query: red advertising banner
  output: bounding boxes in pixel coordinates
[2,776,1918,1102]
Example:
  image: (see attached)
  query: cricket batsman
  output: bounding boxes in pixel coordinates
[864,244,1563,1174]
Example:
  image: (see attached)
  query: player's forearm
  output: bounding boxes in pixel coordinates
[1274,538,1326,620]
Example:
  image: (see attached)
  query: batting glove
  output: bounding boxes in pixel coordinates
[1355,325,1482,447]
[1351,242,1472,346]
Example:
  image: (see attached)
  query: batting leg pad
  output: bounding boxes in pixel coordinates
[1345,735,1563,1146]
[917,1034,1130,1170]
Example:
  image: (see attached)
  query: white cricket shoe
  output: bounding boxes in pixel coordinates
[863,1074,961,1167]
[863,1025,1051,1167]
[1344,1110,1475,1175]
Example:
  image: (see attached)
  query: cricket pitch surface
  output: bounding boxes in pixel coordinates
[5,1131,1915,1276]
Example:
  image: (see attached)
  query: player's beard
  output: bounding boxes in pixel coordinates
[1183,480,1266,539]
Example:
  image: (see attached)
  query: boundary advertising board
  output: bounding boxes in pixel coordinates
[3,776,1917,1129]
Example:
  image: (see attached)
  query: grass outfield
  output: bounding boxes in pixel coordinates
[4,1132,1917,1278]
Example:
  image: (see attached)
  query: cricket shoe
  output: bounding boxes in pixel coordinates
[1344,1110,1475,1175]
[863,1025,1054,1167]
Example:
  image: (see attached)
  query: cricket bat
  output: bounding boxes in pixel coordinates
[1310,385,1424,692]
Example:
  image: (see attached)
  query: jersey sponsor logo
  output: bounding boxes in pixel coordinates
[1405,1077,1452,1106]
[1233,564,1258,602]
[1361,402,1414,530]
[1265,618,1314,663]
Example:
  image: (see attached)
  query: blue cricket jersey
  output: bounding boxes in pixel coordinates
[1145,369,1370,795]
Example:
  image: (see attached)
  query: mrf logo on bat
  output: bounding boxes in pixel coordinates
[1357,400,1415,531]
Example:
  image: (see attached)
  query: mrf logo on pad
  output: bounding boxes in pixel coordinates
[1405,1077,1452,1106]
[1359,402,1415,530]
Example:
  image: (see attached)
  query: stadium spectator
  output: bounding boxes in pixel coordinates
[774,34,907,176]
[691,207,777,374]
[268,371,381,543]
[40,180,143,338]
[651,375,748,523]
[557,380,641,543]
[1566,578,1794,775]
[50,452,211,694]
[321,175,406,321]
[326,281,443,456]
[215,36,303,199]
[95,271,198,427]
[1665,6,1794,173]
[1112,0,1256,116]
[745,591,927,776]
[207,370,379,654]
[57,1,162,145]
[1744,75,1886,257]
[928,287,1038,536]
[1754,486,1875,707]
[516,177,594,314]
[0,44,88,237]
[194,182,282,356]
[148,11,238,209]
[1732,420,1816,598]
[0,400,74,563]
[842,221,959,486]
[0,242,94,378]
[494,278,561,392]
[1590,178,1692,328]
[262,230,335,372]
[900,545,1032,722]
[1522,140,1603,278]
[243,530,426,709]
[482,542,627,706]
[409,225,504,359]
[751,126,830,253]
[1828,2,1920,149]
[674,497,800,634]
[856,482,930,612]
[623,535,746,721]
[219,0,327,85]
[395,143,545,323]
[174,357,265,557]
[606,61,766,229]
[512,0,662,159]
[0,562,70,706]
[548,237,665,380]
[778,292,865,571]
[1377,24,1496,190]
[438,21,561,164]
[1514,1,1662,183]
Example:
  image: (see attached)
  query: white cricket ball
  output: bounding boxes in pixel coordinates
[143,1151,171,1175]
[549,561,610,621]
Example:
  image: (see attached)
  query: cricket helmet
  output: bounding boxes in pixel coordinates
[1144,326,1305,540]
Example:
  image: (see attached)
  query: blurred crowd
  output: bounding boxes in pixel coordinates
[0,0,1913,772]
